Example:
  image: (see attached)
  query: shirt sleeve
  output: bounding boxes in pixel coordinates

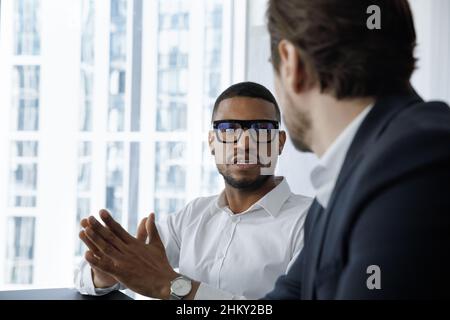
[262,249,304,300]
[156,218,180,269]
[194,283,247,300]
[74,259,125,296]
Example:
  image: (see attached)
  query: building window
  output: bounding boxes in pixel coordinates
[75,198,90,257]
[5,217,36,284]
[0,0,233,290]
[12,66,40,131]
[155,142,186,216]
[9,141,39,208]
[156,0,190,133]
[106,142,124,222]
[75,141,92,257]
[156,100,187,132]
[14,0,41,56]
[108,0,128,132]
[201,0,224,191]
[79,0,95,132]
[79,69,94,132]
[81,0,95,65]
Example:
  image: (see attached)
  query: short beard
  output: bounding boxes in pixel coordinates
[283,108,313,153]
[220,172,271,191]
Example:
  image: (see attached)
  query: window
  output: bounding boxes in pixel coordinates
[108,0,128,132]
[1,0,42,288]
[105,141,125,221]
[14,0,41,55]
[5,217,36,284]
[0,0,236,290]
[79,70,94,132]
[9,141,39,208]
[79,0,95,132]
[155,142,186,192]
[201,0,224,192]
[12,66,40,131]
[75,142,92,257]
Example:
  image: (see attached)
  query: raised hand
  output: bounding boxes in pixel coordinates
[82,209,178,299]
[79,213,149,289]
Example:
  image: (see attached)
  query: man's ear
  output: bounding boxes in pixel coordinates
[278,130,287,155]
[277,39,305,95]
[208,131,215,155]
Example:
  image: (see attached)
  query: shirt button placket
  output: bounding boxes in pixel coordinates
[217,216,240,288]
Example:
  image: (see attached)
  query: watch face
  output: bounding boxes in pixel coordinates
[171,278,192,297]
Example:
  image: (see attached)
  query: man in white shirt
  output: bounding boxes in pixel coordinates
[75,82,312,299]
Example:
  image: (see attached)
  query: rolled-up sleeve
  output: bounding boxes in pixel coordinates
[74,259,123,296]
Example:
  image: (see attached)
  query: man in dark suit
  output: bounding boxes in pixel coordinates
[264,0,450,299]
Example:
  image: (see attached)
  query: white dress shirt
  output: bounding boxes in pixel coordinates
[310,105,373,208]
[74,177,312,299]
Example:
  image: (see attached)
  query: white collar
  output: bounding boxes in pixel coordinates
[310,105,373,208]
[215,177,291,218]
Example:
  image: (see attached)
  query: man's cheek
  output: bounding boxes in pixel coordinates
[273,76,281,99]
[274,76,287,112]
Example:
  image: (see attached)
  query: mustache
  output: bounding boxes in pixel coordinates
[226,151,259,164]
[215,146,276,166]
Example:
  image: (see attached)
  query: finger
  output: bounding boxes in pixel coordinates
[146,213,163,246]
[99,209,134,243]
[85,251,116,276]
[136,217,148,243]
[85,226,122,260]
[80,218,89,228]
[88,215,127,252]
[79,230,102,257]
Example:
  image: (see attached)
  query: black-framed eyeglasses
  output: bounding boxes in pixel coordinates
[212,120,279,143]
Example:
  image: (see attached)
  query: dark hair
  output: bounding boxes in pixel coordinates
[267,0,417,99]
[212,82,281,122]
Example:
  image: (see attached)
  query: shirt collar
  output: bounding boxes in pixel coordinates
[310,105,373,208]
[215,177,292,218]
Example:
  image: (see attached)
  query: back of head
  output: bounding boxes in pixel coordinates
[267,0,417,99]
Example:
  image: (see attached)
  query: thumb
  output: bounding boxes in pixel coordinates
[136,217,148,243]
[146,213,162,246]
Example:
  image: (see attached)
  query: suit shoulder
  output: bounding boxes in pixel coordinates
[360,100,450,185]
[378,100,450,154]
[393,100,450,132]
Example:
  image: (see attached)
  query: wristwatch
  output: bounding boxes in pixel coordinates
[169,275,192,300]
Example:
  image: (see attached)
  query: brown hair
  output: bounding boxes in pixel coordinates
[267,0,417,99]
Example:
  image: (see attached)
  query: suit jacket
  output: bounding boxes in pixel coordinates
[264,91,450,299]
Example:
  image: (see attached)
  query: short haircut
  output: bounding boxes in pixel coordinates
[267,0,417,99]
[212,82,281,122]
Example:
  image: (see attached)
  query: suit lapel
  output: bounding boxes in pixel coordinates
[302,200,325,299]
[327,92,423,210]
